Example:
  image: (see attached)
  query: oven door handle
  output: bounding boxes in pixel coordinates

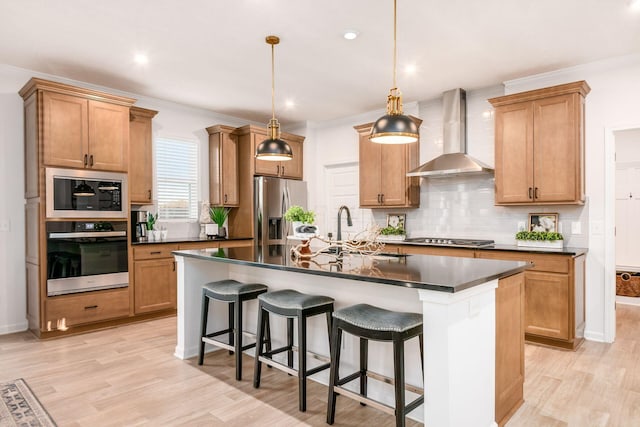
[48,231,127,239]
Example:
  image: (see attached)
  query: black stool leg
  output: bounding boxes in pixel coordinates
[393,334,406,427]
[234,297,243,380]
[253,306,266,388]
[327,321,342,425]
[287,317,294,369]
[360,337,368,404]
[228,301,235,355]
[265,313,272,369]
[298,312,307,412]
[419,333,424,377]
[198,293,209,365]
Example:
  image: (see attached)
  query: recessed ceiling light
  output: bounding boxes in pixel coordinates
[631,0,640,11]
[285,99,295,109]
[343,30,359,40]
[404,64,417,75]
[134,53,148,65]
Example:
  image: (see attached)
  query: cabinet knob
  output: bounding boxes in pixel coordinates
[528,187,533,199]
[224,194,228,203]
[89,154,94,167]
[84,305,98,310]
[277,165,280,175]
[281,166,285,176]
[534,187,539,199]
[148,189,152,200]
[84,154,88,167]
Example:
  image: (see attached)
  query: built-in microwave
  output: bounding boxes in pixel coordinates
[45,167,128,219]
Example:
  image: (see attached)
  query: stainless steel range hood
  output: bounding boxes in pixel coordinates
[407,88,494,178]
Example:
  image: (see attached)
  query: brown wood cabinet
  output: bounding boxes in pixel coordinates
[129,106,158,204]
[495,272,525,426]
[354,120,421,208]
[489,81,590,205]
[207,125,240,207]
[21,80,134,173]
[132,244,179,314]
[20,78,136,338]
[228,125,305,239]
[131,240,253,315]
[250,128,304,179]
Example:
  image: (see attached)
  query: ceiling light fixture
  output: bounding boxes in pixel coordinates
[369,0,419,144]
[631,0,640,11]
[343,30,359,40]
[255,35,293,161]
[134,53,148,65]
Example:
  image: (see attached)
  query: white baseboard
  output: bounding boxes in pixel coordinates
[584,330,606,343]
[616,296,640,306]
[0,320,28,335]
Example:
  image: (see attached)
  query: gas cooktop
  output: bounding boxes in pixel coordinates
[404,237,495,248]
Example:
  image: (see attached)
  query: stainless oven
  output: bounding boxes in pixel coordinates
[46,221,128,296]
[46,167,128,219]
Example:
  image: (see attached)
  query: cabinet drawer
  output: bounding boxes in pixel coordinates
[46,288,129,328]
[178,241,219,250]
[133,244,179,260]
[476,250,570,273]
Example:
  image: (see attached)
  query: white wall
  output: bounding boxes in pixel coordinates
[0,63,258,334]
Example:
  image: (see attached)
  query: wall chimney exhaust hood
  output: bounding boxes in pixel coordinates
[407,88,494,178]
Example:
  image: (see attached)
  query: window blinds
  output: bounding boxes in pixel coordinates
[155,138,199,220]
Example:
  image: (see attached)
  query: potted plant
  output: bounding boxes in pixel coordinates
[209,206,231,238]
[515,231,564,249]
[377,225,407,242]
[284,205,317,237]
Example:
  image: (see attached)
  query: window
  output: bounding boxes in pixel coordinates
[155,137,199,220]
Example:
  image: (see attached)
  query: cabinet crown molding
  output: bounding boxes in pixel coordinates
[19,77,136,106]
[232,124,305,143]
[130,106,158,120]
[488,80,590,107]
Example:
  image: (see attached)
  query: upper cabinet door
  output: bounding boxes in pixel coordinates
[88,100,129,172]
[279,138,303,179]
[358,135,383,207]
[129,107,157,204]
[42,91,88,169]
[532,94,578,203]
[220,132,239,206]
[380,144,408,206]
[494,102,534,204]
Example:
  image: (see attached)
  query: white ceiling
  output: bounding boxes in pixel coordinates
[1,0,639,125]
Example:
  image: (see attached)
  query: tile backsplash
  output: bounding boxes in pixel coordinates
[371,174,589,248]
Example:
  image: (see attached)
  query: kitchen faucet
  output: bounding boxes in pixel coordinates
[336,205,353,242]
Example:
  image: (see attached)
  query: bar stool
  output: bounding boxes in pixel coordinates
[198,279,269,381]
[327,303,424,427]
[253,289,334,412]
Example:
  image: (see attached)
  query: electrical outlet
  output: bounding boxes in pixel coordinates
[0,220,10,232]
[571,222,581,235]
[517,221,526,232]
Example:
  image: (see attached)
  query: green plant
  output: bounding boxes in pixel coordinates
[380,225,406,236]
[515,231,563,241]
[284,205,315,224]
[209,206,231,227]
[146,213,157,231]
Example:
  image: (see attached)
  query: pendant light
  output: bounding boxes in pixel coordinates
[255,35,293,161]
[369,0,419,144]
[73,181,95,197]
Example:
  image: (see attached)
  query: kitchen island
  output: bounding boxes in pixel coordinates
[173,245,529,427]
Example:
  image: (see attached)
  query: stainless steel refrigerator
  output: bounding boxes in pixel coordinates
[254,176,308,247]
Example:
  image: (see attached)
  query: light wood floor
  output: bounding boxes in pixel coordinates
[2,305,639,426]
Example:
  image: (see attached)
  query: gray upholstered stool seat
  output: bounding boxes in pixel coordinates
[254,289,334,412]
[258,289,334,311]
[333,304,422,333]
[327,303,424,427]
[199,279,270,381]
[203,279,268,297]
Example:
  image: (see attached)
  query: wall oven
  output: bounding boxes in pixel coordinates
[46,167,128,219]
[46,221,128,296]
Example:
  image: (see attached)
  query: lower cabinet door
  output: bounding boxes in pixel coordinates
[524,271,569,340]
[134,258,177,314]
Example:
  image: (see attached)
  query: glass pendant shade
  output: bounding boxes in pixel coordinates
[256,35,293,161]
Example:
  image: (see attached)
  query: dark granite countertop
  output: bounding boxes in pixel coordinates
[387,240,587,257]
[173,244,530,293]
[132,236,253,246]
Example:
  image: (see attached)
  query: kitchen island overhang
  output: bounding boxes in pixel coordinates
[173,245,529,427]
